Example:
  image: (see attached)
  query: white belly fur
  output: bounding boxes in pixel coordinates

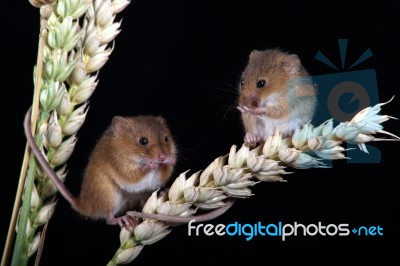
[117,170,164,193]
[256,115,303,140]
[112,170,164,215]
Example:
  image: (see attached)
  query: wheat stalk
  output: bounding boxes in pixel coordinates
[2,1,130,265]
[108,97,399,265]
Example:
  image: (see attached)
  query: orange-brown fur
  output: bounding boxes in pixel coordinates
[74,116,176,219]
[238,49,317,144]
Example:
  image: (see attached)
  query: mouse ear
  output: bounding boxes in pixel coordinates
[155,116,167,125]
[111,116,130,135]
[282,54,301,75]
[249,50,262,59]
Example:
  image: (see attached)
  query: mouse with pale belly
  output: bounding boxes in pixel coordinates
[237,48,317,147]
[25,110,177,228]
[25,108,238,228]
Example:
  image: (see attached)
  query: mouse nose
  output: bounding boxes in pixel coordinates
[250,96,258,108]
[158,154,166,162]
[240,94,259,108]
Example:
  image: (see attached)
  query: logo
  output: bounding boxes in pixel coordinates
[188,220,384,241]
[288,39,381,163]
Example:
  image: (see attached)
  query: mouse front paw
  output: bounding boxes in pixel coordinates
[244,132,260,148]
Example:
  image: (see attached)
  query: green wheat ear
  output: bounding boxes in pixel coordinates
[3,1,130,266]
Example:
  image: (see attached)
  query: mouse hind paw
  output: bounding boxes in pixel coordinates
[107,213,139,230]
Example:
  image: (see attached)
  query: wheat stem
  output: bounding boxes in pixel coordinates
[1,144,29,266]
[2,19,48,266]
[11,155,38,266]
[31,27,48,132]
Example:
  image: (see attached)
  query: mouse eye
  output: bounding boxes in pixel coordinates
[257,79,266,88]
[165,136,169,142]
[240,79,245,87]
[139,137,149,145]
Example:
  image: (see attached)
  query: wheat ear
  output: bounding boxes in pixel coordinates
[3,1,130,266]
[108,97,399,265]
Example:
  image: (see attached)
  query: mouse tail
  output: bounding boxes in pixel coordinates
[24,107,78,206]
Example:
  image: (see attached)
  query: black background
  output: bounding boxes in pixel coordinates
[1,0,399,265]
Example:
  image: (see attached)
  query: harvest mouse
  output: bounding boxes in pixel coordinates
[24,110,177,228]
[237,48,317,147]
